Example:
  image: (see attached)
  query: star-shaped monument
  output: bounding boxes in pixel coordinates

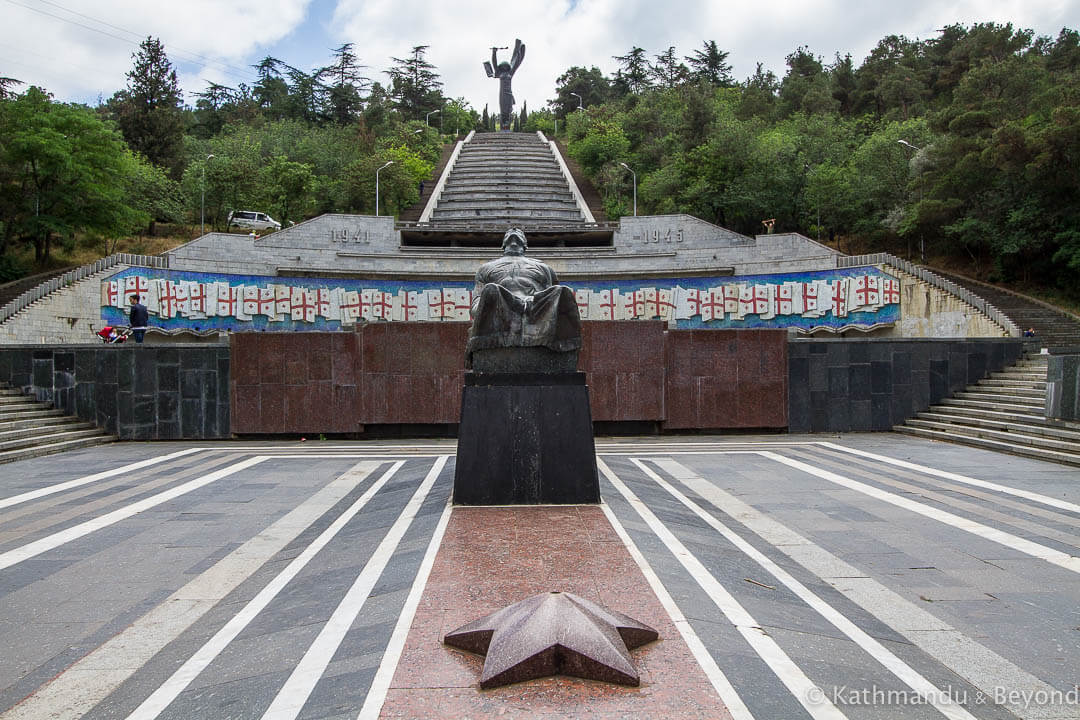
[443,591,659,689]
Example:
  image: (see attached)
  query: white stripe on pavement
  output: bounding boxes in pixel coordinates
[3,460,382,720]
[600,500,755,720]
[762,451,1080,574]
[653,457,1072,720]
[598,458,847,720]
[641,458,977,720]
[260,455,449,720]
[357,500,454,720]
[817,441,1080,515]
[124,461,406,720]
[0,448,204,511]
[0,456,267,571]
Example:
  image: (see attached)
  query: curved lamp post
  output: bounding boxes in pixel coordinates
[200,154,214,234]
[619,162,637,217]
[426,109,440,126]
[897,139,925,262]
[570,92,583,111]
[375,161,394,217]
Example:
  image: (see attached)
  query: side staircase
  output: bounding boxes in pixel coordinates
[0,383,115,464]
[936,271,1080,349]
[895,354,1080,466]
[428,133,587,226]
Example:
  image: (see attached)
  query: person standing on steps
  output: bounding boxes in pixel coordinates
[129,294,149,344]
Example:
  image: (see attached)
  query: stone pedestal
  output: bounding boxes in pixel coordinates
[453,371,599,505]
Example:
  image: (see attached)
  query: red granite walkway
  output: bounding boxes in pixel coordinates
[379,505,733,719]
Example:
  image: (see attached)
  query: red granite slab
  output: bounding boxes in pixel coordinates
[664,329,787,429]
[579,322,665,422]
[378,506,732,719]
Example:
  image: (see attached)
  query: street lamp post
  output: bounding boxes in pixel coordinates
[570,92,583,111]
[897,140,925,262]
[619,162,636,217]
[200,154,214,235]
[375,161,394,217]
[426,109,440,126]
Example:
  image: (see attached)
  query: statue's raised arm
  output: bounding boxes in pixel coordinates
[509,39,525,76]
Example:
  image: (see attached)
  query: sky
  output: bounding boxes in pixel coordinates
[1,0,1078,115]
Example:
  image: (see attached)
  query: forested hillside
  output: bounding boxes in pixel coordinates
[548,25,1079,295]
[0,40,470,280]
[1,23,1078,299]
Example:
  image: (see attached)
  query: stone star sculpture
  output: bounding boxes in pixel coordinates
[443,591,659,689]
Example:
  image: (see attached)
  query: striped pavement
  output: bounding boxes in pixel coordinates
[0,436,1077,719]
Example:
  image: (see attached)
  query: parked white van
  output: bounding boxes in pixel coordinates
[227,210,281,232]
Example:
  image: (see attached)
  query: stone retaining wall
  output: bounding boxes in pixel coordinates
[788,338,1024,432]
[0,344,230,439]
[1046,354,1080,421]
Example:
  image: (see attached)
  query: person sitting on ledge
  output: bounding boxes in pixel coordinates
[465,228,581,369]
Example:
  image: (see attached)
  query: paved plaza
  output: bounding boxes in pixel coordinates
[0,434,1078,719]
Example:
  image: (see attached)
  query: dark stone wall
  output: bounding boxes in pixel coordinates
[0,344,230,439]
[788,338,1024,433]
[1046,354,1080,421]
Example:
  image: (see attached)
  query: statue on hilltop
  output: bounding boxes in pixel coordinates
[484,39,525,130]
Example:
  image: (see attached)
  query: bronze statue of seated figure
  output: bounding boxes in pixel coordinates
[466,228,581,371]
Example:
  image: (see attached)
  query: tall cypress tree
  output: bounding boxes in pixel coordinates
[385,45,443,121]
[107,37,184,176]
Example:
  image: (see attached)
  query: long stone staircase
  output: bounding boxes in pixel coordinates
[427,133,588,226]
[936,271,1080,349]
[0,383,115,464]
[895,353,1080,465]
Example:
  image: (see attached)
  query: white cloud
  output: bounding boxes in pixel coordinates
[0,0,1075,109]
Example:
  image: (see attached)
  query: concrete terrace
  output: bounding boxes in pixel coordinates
[1,434,1078,719]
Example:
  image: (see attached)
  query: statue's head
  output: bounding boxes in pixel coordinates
[497,62,512,74]
[502,228,527,255]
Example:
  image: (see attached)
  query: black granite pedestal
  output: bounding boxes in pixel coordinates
[453,371,599,505]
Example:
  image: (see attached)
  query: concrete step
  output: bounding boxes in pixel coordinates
[914,410,1080,443]
[0,407,67,421]
[904,417,1080,454]
[976,379,1047,391]
[456,150,554,160]
[939,397,1045,413]
[0,426,112,454]
[447,170,566,182]
[922,403,1048,425]
[989,371,1047,381]
[435,198,580,210]
[0,433,116,465]
[0,393,45,405]
[893,425,1080,466]
[0,420,96,443]
[439,188,575,201]
[0,400,58,414]
[431,208,584,221]
[953,390,1044,405]
[0,415,88,432]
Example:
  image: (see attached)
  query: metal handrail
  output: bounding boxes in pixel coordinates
[0,253,168,325]
[838,252,1020,337]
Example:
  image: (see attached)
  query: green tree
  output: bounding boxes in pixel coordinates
[651,47,688,88]
[107,37,185,176]
[550,66,610,117]
[613,47,652,95]
[685,41,733,86]
[0,87,146,263]
[386,45,443,121]
[260,156,314,225]
[320,43,370,125]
